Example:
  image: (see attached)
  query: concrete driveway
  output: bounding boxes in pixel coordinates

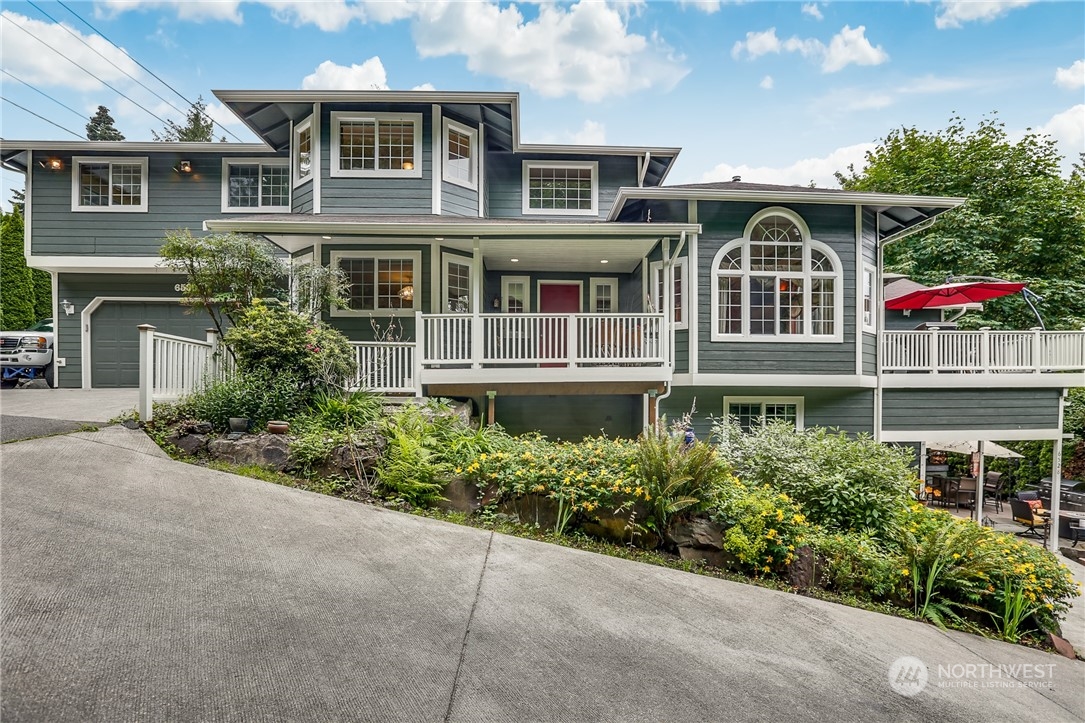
[2,427,1083,722]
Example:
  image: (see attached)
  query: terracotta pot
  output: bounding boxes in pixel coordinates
[267,420,290,435]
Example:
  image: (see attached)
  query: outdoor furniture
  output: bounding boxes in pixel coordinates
[1071,521,1085,548]
[1010,498,1050,539]
[949,477,977,510]
[982,471,1004,514]
[925,475,949,507]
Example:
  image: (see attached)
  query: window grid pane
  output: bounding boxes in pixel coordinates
[811,278,835,335]
[718,275,742,334]
[750,243,802,272]
[378,120,414,171]
[752,216,802,244]
[297,127,312,179]
[447,262,470,312]
[749,276,776,335]
[377,258,413,309]
[728,403,760,433]
[446,128,472,182]
[340,121,375,171]
[779,278,804,335]
[342,258,375,311]
[528,167,592,210]
[595,284,613,313]
[262,166,289,206]
[110,163,142,206]
[862,270,873,327]
[673,264,683,324]
[720,248,742,270]
[229,164,259,207]
[79,163,110,206]
[764,403,797,426]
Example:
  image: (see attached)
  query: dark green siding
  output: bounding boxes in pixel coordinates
[494,394,642,439]
[661,386,874,438]
[695,201,857,375]
[292,181,314,214]
[862,335,877,374]
[318,105,433,215]
[881,389,1061,432]
[485,153,637,220]
[55,273,194,388]
[442,180,478,216]
[31,150,283,256]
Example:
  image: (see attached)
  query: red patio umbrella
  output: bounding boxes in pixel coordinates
[884,281,1026,310]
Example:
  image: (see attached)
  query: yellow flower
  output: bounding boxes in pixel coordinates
[901,569,910,577]
[775,509,785,522]
[454,467,462,474]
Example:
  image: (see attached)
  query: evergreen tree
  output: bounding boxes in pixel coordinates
[85,105,125,141]
[152,96,215,142]
[32,267,51,320]
[0,207,36,330]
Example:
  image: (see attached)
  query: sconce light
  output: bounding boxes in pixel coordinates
[398,285,414,302]
[174,160,193,174]
[60,299,75,316]
[39,158,64,171]
[492,295,500,309]
[401,160,414,171]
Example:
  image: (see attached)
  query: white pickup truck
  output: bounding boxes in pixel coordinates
[0,318,54,386]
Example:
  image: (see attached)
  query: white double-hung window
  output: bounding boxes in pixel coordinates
[522,161,598,215]
[331,251,421,316]
[222,159,290,212]
[331,112,422,178]
[649,257,688,329]
[71,157,148,212]
[293,115,313,187]
[442,119,478,189]
[711,208,843,342]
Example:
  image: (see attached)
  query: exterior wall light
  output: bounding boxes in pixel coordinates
[174,160,193,174]
[39,158,64,171]
[60,299,76,315]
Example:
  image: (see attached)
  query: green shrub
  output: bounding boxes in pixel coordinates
[807,529,902,600]
[223,298,356,388]
[710,478,809,576]
[715,420,915,534]
[308,388,384,429]
[176,372,310,431]
[635,423,730,537]
[376,407,449,508]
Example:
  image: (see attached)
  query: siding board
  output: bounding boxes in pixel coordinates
[882,389,1061,431]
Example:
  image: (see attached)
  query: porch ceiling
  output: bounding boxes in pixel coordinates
[478,237,658,273]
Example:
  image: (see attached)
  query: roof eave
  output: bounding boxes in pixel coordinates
[203,218,701,237]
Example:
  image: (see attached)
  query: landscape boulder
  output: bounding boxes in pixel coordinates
[208,433,292,471]
[166,432,210,456]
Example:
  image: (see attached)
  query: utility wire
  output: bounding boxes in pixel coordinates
[0,97,84,139]
[53,0,245,142]
[2,69,87,122]
[1,15,174,130]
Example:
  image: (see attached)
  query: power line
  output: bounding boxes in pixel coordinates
[1,97,84,139]
[53,0,245,142]
[1,14,174,130]
[2,69,87,122]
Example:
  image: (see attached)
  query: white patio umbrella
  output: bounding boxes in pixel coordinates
[927,440,1023,459]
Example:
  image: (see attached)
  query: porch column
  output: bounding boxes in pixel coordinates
[974,441,985,524]
[917,442,927,499]
[137,324,156,422]
[471,238,483,369]
[1049,436,1063,552]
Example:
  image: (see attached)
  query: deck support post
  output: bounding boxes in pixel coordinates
[647,388,658,430]
[486,390,496,427]
[974,441,985,524]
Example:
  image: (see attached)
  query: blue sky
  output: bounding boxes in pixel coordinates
[1,0,1083,205]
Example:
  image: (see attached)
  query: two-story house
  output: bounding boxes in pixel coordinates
[3,90,1083,467]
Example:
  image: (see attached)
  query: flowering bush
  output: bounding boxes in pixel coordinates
[710,478,810,576]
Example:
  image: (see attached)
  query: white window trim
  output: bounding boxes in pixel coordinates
[521,160,598,216]
[442,253,473,312]
[589,277,619,314]
[329,250,422,317]
[330,111,423,179]
[723,396,805,430]
[710,207,844,343]
[220,158,291,213]
[441,118,478,190]
[862,263,877,333]
[293,115,314,188]
[649,257,688,330]
[71,156,148,213]
[501,275,530,313]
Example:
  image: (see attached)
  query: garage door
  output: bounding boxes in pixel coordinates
[91,302,214,388]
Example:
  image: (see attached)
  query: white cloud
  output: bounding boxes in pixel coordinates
[409,1,687,102]
[699,142,876,188]
[759,75,774,90]
[733,25,887,73]
[95,0,244,24]
[570,120,607,145]
[0,11,142,91]
[411,83,437,91]
[203,101,244,129]
[801,3,823,20]
[935,0,1032,29]
[262,1,367,32]
[1055,60,1085,90]
[821,25,888,72]
[1040,104,1085,168]
[679,0,721,13]
[301,58,389,90]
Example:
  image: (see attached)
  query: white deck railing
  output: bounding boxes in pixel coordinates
[353,342,415,393]
[881,329,1085,373]
[419,312,666,368]
[138,325,232,421]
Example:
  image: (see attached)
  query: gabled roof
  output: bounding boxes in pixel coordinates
[608,179,966,241]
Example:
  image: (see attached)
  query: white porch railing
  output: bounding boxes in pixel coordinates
[418,312,666,368]
[138,325,232,421]
[881,329,1085,373]
[352,342,415,394]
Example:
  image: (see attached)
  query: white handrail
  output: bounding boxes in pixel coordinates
[352,342,415,393]
[881,329,1085,373]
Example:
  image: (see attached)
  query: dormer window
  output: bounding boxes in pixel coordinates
[710,208,843,342]
[331,112,422,178]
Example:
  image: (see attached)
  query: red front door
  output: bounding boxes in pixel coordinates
[539,284,580,366]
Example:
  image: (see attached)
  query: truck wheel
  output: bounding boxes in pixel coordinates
[44,363,55,387]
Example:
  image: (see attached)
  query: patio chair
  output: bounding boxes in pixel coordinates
[982,472,1004,514]
[1009,498,1049,539]
[949,477,977,510]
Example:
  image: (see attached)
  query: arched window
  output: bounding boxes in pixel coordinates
[711,209,842,341]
